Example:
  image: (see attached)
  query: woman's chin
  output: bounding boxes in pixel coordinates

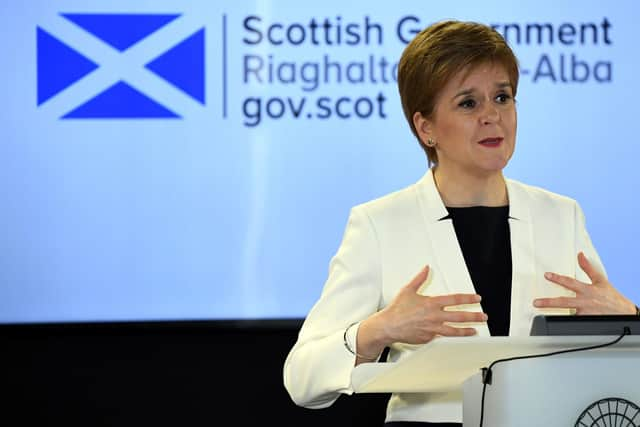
[475,158,510,174]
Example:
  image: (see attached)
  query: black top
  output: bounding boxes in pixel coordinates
[444,206,512,336]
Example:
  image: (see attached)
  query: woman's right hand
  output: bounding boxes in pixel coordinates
[357,266,487,360]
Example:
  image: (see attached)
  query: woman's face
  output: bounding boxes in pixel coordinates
[416,62,517,177]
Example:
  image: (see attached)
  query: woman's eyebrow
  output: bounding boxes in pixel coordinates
[452,81,512,100]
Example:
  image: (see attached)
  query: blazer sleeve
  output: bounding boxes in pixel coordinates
[282,205,383,408]
[574,200,607,283]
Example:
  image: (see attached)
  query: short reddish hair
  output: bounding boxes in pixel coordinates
[397,20,520,165]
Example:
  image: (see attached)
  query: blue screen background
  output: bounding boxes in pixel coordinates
[1,0,637,322]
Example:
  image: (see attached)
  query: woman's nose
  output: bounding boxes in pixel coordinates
[480,102,500,124]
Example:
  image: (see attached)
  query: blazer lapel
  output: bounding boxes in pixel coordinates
[415,169,489,336]
[506,179,536,336]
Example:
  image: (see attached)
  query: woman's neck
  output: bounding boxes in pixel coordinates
[432,166,508,207]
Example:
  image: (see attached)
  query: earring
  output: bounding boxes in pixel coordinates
[425,138,437,147]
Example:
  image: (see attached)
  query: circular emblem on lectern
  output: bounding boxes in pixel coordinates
[575,397,640,427]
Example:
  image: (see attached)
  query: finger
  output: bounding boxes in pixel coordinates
[533,297,580,309]
[437,324,478,337]
[440,311,488,323]
[434,293,482,307]
[404,265,430,293]
[543,272,585,293]
[577,252,606,284]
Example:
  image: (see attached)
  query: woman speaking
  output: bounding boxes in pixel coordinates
[283,20,638,426]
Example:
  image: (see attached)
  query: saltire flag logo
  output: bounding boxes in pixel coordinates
[37,13,205,119]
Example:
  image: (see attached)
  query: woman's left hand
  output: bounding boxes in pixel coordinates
[533,252,637,315]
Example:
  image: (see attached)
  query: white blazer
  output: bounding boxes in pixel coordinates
[283,169,605,423]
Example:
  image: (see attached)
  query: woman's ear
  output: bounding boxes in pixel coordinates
[412,111,433,144]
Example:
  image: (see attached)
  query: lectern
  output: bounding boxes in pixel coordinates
[351,335,640,426]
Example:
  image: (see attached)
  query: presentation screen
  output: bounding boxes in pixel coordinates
[1,0,638,322]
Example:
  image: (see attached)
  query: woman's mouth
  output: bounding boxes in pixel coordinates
[478,137,503,147]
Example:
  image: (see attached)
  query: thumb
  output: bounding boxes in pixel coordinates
[404,265,430,293]
[578,252,605,284]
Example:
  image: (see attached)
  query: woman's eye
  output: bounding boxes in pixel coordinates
[459,99,476,109]
[496,93,512,103]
